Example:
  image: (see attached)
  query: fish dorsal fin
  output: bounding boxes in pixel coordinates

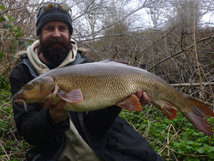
[116,94,142,111]
[101,59,129,65]
[57,89,83,103]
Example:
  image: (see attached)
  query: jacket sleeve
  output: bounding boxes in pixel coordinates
[84,105,122,133]
[10,65,69,147]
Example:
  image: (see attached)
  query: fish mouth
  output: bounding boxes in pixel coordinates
[12,98,28,112]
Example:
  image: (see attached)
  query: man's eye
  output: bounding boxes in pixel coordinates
[45,27,52,31]
[60,27,67,31]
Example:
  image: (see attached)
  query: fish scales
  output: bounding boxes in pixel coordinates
[52,64,143,109]
[47,62,184,109]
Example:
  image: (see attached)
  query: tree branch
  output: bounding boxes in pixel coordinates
[148,35,214,70]
[171,82,214,87]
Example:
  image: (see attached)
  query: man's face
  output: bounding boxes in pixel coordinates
[39,21,71,66]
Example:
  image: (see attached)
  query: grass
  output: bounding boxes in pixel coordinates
[0,90,214,160]
[0,90,31,161]
[120,105,214,161]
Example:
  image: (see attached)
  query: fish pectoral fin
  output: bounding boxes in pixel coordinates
[116,94,142,111]
[152,100,177,120]
[57,89,83,103]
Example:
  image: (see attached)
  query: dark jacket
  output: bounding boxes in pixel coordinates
[10,52,164,161]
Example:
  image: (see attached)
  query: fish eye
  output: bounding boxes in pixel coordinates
[28,83,33,89]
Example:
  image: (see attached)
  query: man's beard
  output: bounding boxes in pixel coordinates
[39,36,71,66]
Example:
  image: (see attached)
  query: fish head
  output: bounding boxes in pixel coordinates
[12,76,55,111]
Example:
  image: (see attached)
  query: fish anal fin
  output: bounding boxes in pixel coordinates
[182,96,214,136]
[152,100,177,120]
[116,94,142,111]
[57,89,83,103]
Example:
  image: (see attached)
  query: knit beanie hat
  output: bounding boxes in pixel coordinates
[36,2,73,36]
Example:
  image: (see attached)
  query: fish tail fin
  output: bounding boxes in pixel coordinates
[182,96,214,136]
[152,100,177,120]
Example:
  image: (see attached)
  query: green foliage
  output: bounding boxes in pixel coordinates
[0,52,10,91]
[0,2,6,22]
[3,23,12,29]
[0,2,25,54]
[23,42,30,48]
[0,52,4,61]
[0,52,10,90]
[0,76,10,91]
[0,2,26,94]
[0,5,5,10]
[0,90,31,160]
[7,24,24,40]
[12,26,24,39]
[7,15,16,21]
[0,16,6,22]
[120,106,214,160]
[0,3,30,159]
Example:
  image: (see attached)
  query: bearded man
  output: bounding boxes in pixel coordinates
[10,2,164,161]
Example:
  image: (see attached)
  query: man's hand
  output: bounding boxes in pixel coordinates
[44,98,69,124]
[136,89,151,106]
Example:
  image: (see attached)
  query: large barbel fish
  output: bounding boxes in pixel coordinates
[12,60,214,135]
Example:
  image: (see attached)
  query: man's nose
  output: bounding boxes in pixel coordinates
[53,28,61,37]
